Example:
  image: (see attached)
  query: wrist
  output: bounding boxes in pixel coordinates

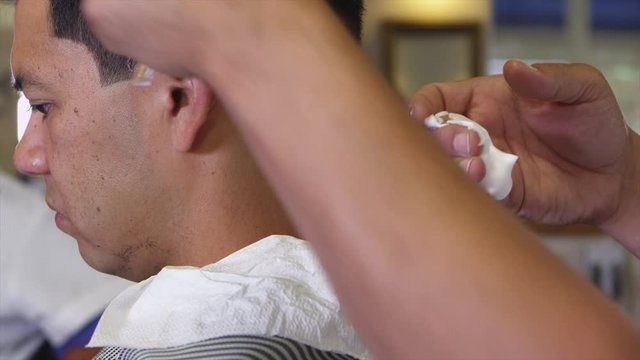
[196,1,329,88]
[600,129,640,256]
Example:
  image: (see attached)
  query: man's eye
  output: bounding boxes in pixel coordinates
[29,103,52,115]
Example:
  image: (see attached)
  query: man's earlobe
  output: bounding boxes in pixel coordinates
[170,78,215,152]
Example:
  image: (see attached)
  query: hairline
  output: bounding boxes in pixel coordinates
[12,0,363,86]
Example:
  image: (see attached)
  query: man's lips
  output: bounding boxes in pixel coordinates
[53,211,74,234]
[54,211,67,227]
[45,199,60,214]
[45,199,71,231]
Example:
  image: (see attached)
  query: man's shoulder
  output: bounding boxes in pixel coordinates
[94,335,359,360]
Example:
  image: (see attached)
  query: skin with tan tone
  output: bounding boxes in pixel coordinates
[412,60,640,256]
[78,1,640,359]
[12,0,294,282]
[59,347,101,360]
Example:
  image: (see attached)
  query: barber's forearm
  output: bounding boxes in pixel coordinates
[197,2,640,358]
[601,131,640,257]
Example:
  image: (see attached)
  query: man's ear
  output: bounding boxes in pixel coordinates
[165,78,215,152]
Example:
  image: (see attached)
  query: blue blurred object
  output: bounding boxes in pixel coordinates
[494,0,567,26]
[494,0,640,30]
[53,315,102,358]
[591,0,640,30]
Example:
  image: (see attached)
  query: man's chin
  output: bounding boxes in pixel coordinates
[74,237,119,275]
[76,242,148,282]
[72,231,161,282]
[54,211,76,235]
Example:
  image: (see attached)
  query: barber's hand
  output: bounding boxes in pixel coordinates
[82,0,214,78]
[409,60,639,234]
[82,0,285,77]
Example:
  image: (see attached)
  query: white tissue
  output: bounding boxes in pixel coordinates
[88,236,368,359]
[425,111,518,200]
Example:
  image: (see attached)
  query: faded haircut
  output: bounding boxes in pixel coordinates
[46,0,364,86]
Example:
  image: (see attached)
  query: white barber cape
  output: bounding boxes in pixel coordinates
[0,174,131,360]
[89,235,369,359]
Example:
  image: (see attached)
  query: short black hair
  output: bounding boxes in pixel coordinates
[48,0,364,86]
[50,0,134,84]
[327,0,364,43]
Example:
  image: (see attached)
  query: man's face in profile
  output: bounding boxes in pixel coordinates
[11,0,172,281]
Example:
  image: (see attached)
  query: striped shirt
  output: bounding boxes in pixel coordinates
[94,335,359,360]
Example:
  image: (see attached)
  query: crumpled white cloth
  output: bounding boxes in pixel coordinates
[88,235,369,359]
[425,111,519,200]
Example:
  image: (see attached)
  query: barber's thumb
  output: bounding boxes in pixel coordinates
[503,60,606,104]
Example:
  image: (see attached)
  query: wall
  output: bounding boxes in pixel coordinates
[0,4,16,174]
[362,0,492,69]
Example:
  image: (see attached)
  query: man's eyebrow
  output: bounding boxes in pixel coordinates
[11,74,52,93]
[11,76,22,93]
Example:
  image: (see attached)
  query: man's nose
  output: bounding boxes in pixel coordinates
[14,118,49,176]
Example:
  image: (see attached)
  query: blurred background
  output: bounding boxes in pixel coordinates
[0,0,638,335]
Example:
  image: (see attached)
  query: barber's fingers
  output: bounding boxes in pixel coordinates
[430,125,482,157]
[430,125,485,181]
[409,82,475,124]
[456,157,486,182]
[503,60,609,104]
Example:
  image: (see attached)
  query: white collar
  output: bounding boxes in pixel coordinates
[89,235,368,359]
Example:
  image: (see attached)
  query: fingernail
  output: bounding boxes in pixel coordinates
[520,60,539,71]
[508,59,539,72]
[409,106,415,118]
[453,132,470,156]
[459,158,473,174]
